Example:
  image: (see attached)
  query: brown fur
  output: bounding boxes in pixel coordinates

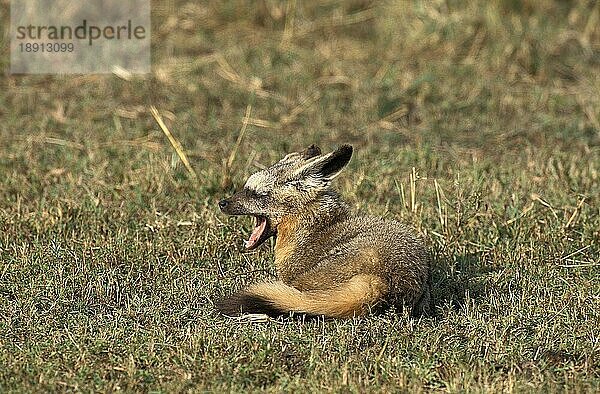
[273,216,299,274]
[217,144,431,318]
[247,275,387,318]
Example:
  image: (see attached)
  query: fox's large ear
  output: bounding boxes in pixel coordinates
[296,144,353,182]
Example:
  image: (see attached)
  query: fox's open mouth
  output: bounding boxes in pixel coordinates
[245,216,274,250]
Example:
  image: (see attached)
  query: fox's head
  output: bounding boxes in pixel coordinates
[218,144,353,250]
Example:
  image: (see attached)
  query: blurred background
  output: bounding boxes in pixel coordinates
[1,0,599,187]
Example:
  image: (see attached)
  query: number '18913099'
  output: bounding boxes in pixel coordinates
[19,42,74,53]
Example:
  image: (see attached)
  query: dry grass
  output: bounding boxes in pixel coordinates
[0,0,599,392]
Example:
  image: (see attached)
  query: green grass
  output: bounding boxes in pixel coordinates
[1,0,599,391]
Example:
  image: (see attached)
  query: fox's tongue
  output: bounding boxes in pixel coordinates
[246,217,266,249]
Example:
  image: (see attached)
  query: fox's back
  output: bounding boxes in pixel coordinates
[286,215,430,310]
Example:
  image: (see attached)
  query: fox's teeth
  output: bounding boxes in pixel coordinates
[245,216,267,249]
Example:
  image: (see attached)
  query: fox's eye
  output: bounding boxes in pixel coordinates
[245,188,269,198]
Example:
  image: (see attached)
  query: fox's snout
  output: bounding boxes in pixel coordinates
[218,197,238,215]
[218,193,250,216]
[218,198,229,211]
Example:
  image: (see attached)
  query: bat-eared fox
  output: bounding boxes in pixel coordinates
[217,144,431,318]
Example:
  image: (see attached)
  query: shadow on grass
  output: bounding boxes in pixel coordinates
[429,251,490,317]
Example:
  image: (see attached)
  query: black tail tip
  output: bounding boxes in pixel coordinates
[214,296,243,316]
[215,291,286,318]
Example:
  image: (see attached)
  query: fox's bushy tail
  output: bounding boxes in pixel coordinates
[216,274,387,318]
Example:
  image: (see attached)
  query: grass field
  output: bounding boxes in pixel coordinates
[1,0,599,391]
